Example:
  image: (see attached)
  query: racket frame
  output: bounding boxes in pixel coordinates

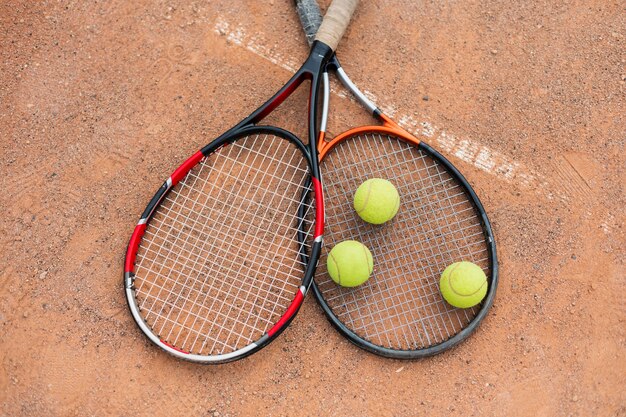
[309,55,499,357]
[124,42,334,363]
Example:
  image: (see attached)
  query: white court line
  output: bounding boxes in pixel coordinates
[214,17,546,191]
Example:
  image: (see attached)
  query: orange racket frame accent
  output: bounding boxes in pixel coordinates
[317,113,421,159]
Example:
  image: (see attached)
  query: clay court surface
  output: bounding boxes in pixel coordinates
[1,0,624,416]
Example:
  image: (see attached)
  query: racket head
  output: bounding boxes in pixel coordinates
[312,127,498,358]
[124,126,321,363]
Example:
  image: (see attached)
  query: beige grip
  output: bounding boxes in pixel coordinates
[314,0,358,51]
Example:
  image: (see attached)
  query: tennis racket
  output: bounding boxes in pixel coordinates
[295,0,498,358]
[124,0,358,364]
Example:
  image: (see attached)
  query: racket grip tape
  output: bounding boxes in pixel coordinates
[315,0,358,51]
[294,0,323,45]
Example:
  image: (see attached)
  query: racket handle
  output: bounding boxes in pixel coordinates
[294,0,323,46]
[315,0,358,51]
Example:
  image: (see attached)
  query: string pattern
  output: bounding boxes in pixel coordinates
[317,133,491,351]
[133,134,315,356]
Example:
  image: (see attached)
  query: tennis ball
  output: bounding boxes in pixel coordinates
[353,178,400,225]
[327,240,373,287]
[439,261,488,308]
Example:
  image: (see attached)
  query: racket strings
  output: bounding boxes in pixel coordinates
[317,133,491,351]
[133,133,316,356]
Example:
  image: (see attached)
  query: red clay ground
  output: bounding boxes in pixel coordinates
[1,1,624,416]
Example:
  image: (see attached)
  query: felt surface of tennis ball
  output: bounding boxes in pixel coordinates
[439,261,488,308]
[327,240,374,287]
[353,178,400,224]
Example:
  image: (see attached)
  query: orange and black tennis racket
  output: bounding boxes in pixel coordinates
[295,0,498,358]
[124,0,358,364]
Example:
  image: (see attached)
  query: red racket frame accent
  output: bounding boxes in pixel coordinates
[312,177,324,239]
[170,150,204,186]
[267,288,306,337]
[124,223,146,274]
[161,340,190,354]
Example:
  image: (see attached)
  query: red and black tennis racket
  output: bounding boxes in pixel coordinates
[295,0,498,358]
[124,0,358,364]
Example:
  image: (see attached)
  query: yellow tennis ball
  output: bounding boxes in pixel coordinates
[439,261,488,308]
[353,178,400,225]
[327,240,373,287]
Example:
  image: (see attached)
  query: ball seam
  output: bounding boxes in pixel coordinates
[447,263,487,297]
[362,244,373,275]
[328,251,341,285]
[443,262,462,298]
[354,180,374,214]
[451,279,488,297]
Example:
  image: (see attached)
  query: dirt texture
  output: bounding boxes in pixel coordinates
[1,0,624,416]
